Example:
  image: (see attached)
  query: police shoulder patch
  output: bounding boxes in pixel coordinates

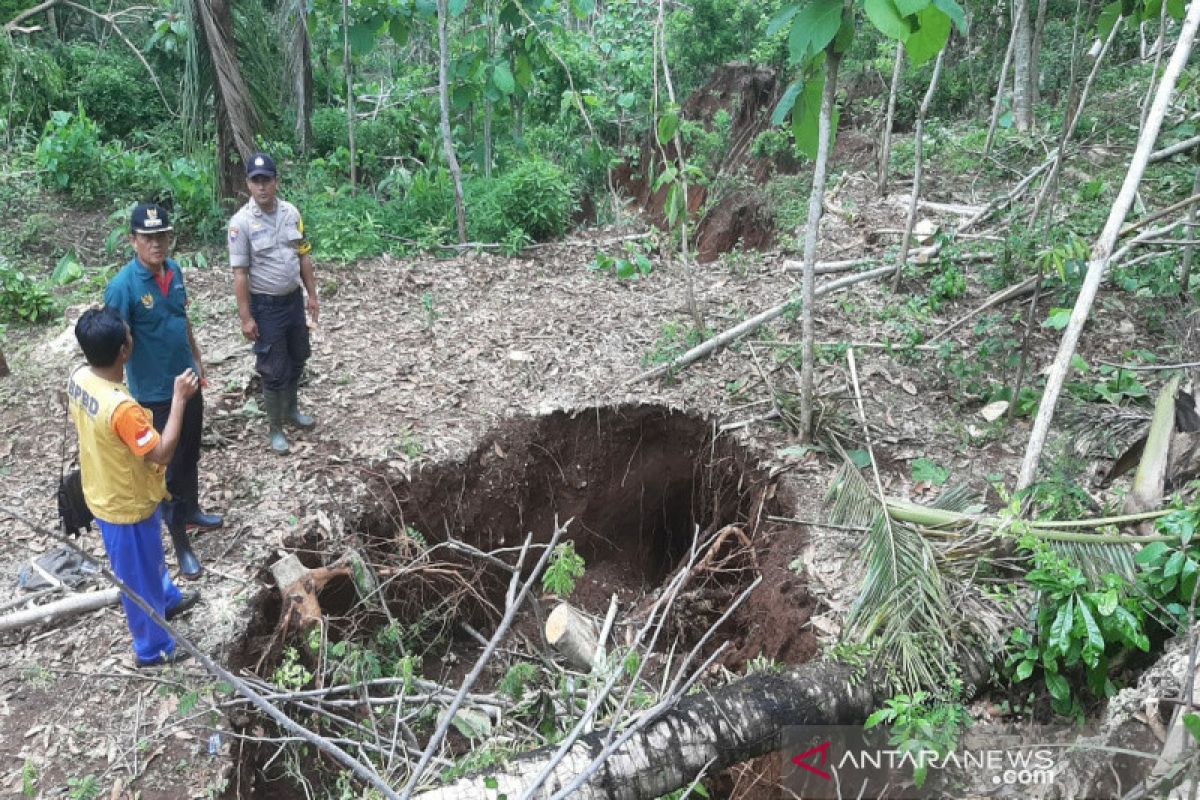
[228,224,240,242]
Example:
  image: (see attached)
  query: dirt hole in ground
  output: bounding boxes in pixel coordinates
[227,404,819,797]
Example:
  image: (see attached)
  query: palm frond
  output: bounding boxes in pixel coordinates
[829,459,962,694]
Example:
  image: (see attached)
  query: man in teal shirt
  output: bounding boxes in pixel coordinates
[104,203,222,577]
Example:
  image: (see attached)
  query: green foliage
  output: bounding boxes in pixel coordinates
[272,646,314,690]
[1006,540,1150,717]
[0,258,54,322]
[312,107,350,158]
[61,42,169,139]
[498,662,540,700]
[1019,471,1096,522]
[643,320,713,366]
[470,159,577,243]
[910,457,949,486]
[1135,507,1200,626]
[67,774,100,800]
[542,541,586,597]
[591,241,653,279]
[159,156,223,239]
[36,107,108,201]
[0,36,67,132]
[865,688,969,787]
[926,262,966,309]
[21,759,37,798]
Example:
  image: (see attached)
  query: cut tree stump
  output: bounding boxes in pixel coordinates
[544,603,601,671]
[272,553,353,641]
[0,588,119,633]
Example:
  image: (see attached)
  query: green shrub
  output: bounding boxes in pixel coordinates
[487,159,577,242]
[0,258,54,322]
[311,107,347,157]
[62,43,167,139]
[158,156,223,239]
[36,107,109,201]
[0,37,66,132]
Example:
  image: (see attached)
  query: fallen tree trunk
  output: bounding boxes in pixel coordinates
[626,264,895,385]
[416,660,872,800]
[0,588,119,633]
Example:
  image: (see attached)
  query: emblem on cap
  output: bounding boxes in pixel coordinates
[255,157,264,166]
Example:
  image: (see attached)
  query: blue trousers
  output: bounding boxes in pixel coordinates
[250,289,311,391]
[97,509,183,662]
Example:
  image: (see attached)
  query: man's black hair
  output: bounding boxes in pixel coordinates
[75,307,128,367]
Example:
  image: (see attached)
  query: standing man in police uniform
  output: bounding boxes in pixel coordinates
[104,203,223,578]
[228,153,319,454]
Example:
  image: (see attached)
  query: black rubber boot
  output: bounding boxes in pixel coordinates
[184,499,224,530]
[168,522,203,578]
[262,389,291,454]
[285,384,316,429]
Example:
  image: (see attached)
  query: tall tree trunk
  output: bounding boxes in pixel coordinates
[1030,0,1049,109]
[892,49,945,293]
[197,0,258,199]
[437,0,467,243]
[417,661,872,800]
[0,347,8,378]
[798,17,847,443]
[1012,0,1034,131]
[1179,155,1200,294]
[289,6,314,152]
[1018,0,1200,491]
[877,43,904,197]
[1027,8,1120,227]
[984,16,1017,159]
[342,0,357,194]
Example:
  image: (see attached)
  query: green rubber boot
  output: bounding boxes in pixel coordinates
[262,389,291,454]
[286,384,316,429]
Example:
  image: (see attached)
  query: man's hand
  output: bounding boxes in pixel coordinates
[307,295,320,325]
[173,368,200,402]
[241,316,259,341]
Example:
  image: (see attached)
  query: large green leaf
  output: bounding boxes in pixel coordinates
[905,4,951,66]
[864,0,912,41]
[895,0,930,14]
[771,80,804,125]
[788,0,844,63]
[1049,596,1074,655]
[492,61,515,95]
[1098,0,1124,39]
[570,0,594,19]
[767,4,801,37]
[657,107,680,145]
[1169,0,1185,19]
[347,22,378,56]
[51,250,83,285]
[930,0,967,33]
[792,70,837,159]
[449,0,468,15]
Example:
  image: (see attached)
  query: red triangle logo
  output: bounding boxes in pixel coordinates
[791,741,833,780]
